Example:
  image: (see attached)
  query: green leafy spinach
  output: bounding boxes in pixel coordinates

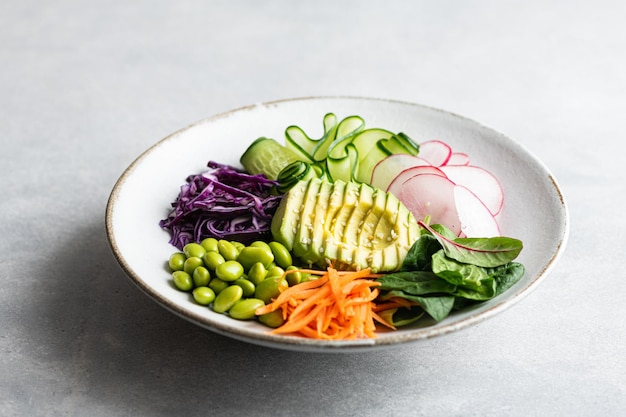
[376,224,525,325]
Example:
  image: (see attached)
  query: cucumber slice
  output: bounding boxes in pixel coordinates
[239,137,300,180]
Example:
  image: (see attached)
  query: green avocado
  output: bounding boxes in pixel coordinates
[270,179,308,250]
[302,178,333,264]
[271,177,420,272]
[292,177,323,258]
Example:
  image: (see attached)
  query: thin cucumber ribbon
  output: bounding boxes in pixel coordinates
[282,113,420,185]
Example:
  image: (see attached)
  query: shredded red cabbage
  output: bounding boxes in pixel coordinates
[160,161,282,250]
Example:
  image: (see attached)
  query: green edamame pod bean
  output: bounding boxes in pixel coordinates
[172,271,194,291]
[183,243,207,259]
[231,241,246,252]
[236,246,274,271]
[200,237,219,253]
[218,240,239,261]
[192,286,216,305]
[234,278,255,297]
[168,252,186,271]
[269,241,292,269]
[213,285,243,313]
[285,266,302,286]
[299,273,313,283]
[183,256,204,275]
[203,251,225,270]
[208,278,229,294]
[249,241,272,252]
[254,276,288,304]
[247,262,267,285]
[229,298,265,320]
[258,310,285,328]
[266,265,285,278]
[215,260,244,282]
[192,266,211,287]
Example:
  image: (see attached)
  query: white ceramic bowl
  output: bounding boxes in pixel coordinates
[105,97,569,352]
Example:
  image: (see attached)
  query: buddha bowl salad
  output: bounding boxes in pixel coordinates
[160,113,525,340]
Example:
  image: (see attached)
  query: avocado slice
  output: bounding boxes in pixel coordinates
[302,178,333,265]
[326,180,359,260]
[339,182,375,267]
[292,177,323,258]
[369,191,403,272]
[319,180,346,266]
[270,179,308,250]
[354,186,388,270]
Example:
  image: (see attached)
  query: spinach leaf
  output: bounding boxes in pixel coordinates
[400,234,442,271]
[386,290,455,322]
[419,221,523,267]
[487,261,526,296]
[431,250,496,300]
[377,270,457,295]
[377,305,425,327]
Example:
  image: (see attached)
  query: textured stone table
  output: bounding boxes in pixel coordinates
[2,1,625,415]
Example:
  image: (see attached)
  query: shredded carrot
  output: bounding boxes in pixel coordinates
[372,296,420,312]
[255,267,387,340]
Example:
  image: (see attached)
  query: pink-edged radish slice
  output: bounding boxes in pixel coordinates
[447,152,470,166]
[387,165,446,195]
[397,174,462,236]
[439,165,504,216]
[454,185,501,237]
[370,154,432,191]
[417,140,452,166]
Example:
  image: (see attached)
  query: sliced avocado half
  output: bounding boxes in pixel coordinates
[271,177,420,272]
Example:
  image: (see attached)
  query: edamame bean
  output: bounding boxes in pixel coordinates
[236,246,274,270]
[183,242,206,259]
[203,251,225,270]
[192,266,211,287]
[168,252,186,271]
[200,237,219,253]
[250,240,272,252]
[247,262,267,285]
[254,276,288,304]
[258,310,285,328]
[215,260,244,282]
[234,278,256,297]
[231,241,246,252]
[268,241,292,269]
[217,240,239,261]
[172,271,193,291]
[192,286,216,305]
[183,256,204,275]
[208,278,229,294]
[285,266,302,286]
[266,265,285,278]
[229,298,265,320]
[213,285,243,313]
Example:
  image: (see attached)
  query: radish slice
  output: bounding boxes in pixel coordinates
[387,165,446,195]
[418,140,452,166]
[447,152,470,166]
[454,185,501,237]
[398,174,462,236]
[439,165,504,216]
[370,154,431,191]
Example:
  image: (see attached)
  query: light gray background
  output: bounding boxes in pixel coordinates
[2,1,624,416]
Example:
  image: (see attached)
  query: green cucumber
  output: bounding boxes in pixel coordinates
[239,137,300,180]
[240,115,421,188]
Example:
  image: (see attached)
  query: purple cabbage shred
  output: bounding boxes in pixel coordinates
[159,161,282,250]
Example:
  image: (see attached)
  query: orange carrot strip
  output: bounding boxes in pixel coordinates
[371,310,396,330]
[271,302,327,335]
[255,276,329,316]
[257,266,386,340]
